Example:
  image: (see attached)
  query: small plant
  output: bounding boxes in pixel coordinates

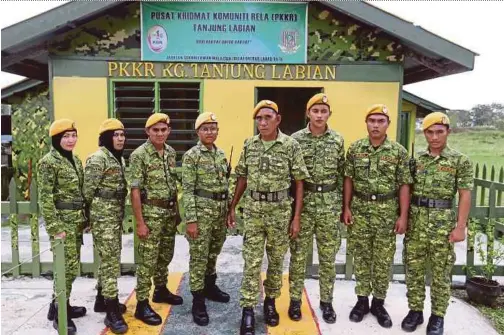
[466,218,503,307]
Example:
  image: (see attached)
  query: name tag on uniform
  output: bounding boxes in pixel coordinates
[259,157,270,171]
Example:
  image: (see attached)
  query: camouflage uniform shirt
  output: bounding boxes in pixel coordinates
[38,148,86,236]
[182,141,229,223]
[345,137,412,197]
[235,130,309,191]
[129,139,178,202]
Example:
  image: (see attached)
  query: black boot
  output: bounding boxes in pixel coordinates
[52,303,77,335]
[349,296,370,322]
[401,310,424,332]
[427,314,444,335]
[288,299,302,321]
[191,290,209,326]
[240,307,255,335]
[105,297,128,334]
[134,299,162,326]
[263,297,279,327]
[95,288,127,314]
[370,297,392,328]
[67,300,87,319]
[152,285,183,305]
[320,301,336,324]
[204,273,230,303]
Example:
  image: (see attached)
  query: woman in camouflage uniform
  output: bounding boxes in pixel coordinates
[84,118,128,334]
[38,119,87,334]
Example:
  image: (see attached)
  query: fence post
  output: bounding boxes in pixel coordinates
[9,178,20,277]
[497,167,503,206]
[30,182,40,277]
[54,237,68,335]
[480,165,487,205]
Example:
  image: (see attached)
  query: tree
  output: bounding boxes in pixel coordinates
[470,103,504,127]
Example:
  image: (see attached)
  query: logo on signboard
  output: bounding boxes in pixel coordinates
[147,25,168,53]
[278,30,301,54]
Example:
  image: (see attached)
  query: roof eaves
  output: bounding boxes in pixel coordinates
[403,90,447,112]
[1,78,44,100]
[322,1,477,70]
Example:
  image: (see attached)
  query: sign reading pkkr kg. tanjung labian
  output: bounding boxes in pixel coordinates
[141,2,307,64]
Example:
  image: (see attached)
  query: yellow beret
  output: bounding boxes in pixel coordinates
[145,113,170,128]
[306,93,331,112]
[99,118,124,135]
[195,112,218,130]
[49,119,76,137]
[422,112,450,131]
[252,100,279,119]
[366,104,390,119]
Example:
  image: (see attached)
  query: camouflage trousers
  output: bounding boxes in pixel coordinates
[404,206,455,317]
[92,218,122,299]
[348,199,397,299]
[135,205,177,301]
[51,227,82,298]
[187,197,227,291]
[240,199,292,308]
[289,206,341,303]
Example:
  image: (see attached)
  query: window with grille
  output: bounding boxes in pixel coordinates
[113,81,200,164]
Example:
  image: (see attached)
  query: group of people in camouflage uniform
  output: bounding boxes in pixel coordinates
[38,92,472,335]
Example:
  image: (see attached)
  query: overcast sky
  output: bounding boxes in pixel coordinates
[1,1,503,110]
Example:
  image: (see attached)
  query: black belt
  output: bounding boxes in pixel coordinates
[354,190,397,202]
[304,181,338,193]
[250,189,289,202]
[54,201,85,210]
[411,196,452,209]
[142,197,177,209]
[95,189,127,200]
[194,189,228,201]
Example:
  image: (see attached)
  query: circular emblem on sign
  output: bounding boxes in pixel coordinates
[210,114,216,121]
[147,25,168,53]
[322,95,328,103]
[382,106,389,114]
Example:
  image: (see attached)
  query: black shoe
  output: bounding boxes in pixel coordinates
[288,299,302,321]
[263,297,279,327]
[134,299,162,326]
[152,285,183,305]
[204,273,230,303]
[105,297,128,334]
[48,299,87,321]
[427,314,444,335]
[52,303,77,335]
[401,310,424,332]
[320,301,336,324]
[95,288,127,314]
[191,290,209,326]
[370,297,392,328]
[240,307,255,335]
[349,296,369,323]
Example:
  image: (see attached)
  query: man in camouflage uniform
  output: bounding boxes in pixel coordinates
[227,100,309,335]
[38,119,87,334]
[84,119,128,334]
[342,104,412,328]
[130,113,183,326]
[288,93,344,324]
[182,112,230,326]
[401,113,473,335]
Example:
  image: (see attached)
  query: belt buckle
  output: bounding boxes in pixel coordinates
[169,201,174,207]
[260,194,266,200]
[221,194,226,200]
[371,194,377,201]
[317,186,322,192]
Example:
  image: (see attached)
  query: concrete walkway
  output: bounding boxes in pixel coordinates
[1,228,502,334]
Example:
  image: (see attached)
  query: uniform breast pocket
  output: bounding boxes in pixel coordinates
[378,159,397,176]
[432,172,456,190]
[354,158,370,175]
[269,155,289,175]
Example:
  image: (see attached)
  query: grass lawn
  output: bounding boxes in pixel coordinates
[451,289,504,334]
[415,130,504,171]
